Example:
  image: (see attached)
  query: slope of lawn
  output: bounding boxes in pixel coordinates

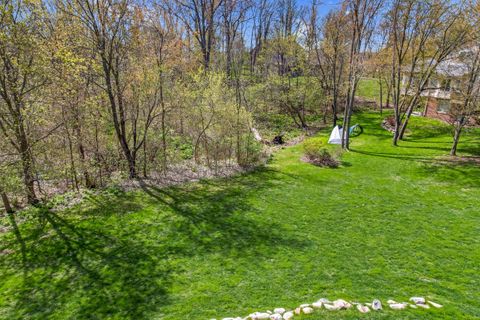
[357,78,383,100]
[1,112,480,320]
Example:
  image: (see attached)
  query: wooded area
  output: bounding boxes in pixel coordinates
[1,0,479,210]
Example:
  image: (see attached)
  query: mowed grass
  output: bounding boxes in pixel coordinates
[357,78,384,100]
[1,112,480,319]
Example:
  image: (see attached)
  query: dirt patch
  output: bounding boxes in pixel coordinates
[436,156,480,165]
[119,162,249,191]
[0,225,10,234]
[0,249,14,255]
[381,116,396,133]
[300,155,339,168]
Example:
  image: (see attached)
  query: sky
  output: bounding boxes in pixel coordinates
[297,0,342,19]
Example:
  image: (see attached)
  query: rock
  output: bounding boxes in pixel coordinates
[294,307,301,315]
[250,313,271,320]
[302,307,314,314]
[409,304,418,309]
[270,314,282,320]
[299,304,310,308]
[282,311,294,320]
[357,305,370,313]
[389,303,407,310]
[312,301,323,308]
[372,299,382,310]
[427,301,443,308]
[410,297,426,304]
[333,299,351,309]
[387,300,397,304]
[273,308,285,315]
[417,303,430,309]
[323,304,340,311]
[318,298,331,303]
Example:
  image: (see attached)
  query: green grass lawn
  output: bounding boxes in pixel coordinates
[357,78,383,100]
[1,112,480,319]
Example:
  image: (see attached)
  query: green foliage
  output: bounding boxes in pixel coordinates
[237,134,263,167]
[171,137,194,160]
[0,163,21,194]
[179,71,256,166]
[246,75,325,132]
[45,191,79,209]
[303,137,339,167]
[303,137,325,158]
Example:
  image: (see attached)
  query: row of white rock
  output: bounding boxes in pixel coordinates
[218,297,443,320]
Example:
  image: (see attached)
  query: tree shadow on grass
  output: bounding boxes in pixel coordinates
[136,167,310,256]
[350,148,434,162]
[416,160,480,188]
[1,205,172,319]
[351,148,480,188]
[0,168,310,319]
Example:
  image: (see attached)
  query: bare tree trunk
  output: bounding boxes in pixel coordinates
[450,126,462,156]
[398,101,416,139]
[423,95,430,117]
[379,77,383,112]
[18,128,38,205]
[101,58,138,178]
[450,117,465,156]
[67,132,79,191]
[161,106,167,174]
[342,81,355,149]
[72,106,94,188]
[62,107,79,191]
[94,119,103,186]
[332,91,338,127]
[385,81,391,110]
[143,135,148,178]
[1,188,14,213]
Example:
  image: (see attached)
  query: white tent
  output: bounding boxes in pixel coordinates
[328,126,343,144]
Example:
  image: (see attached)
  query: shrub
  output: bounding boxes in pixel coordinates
[238,134,263,167]
[303,137,324,158]
[303,138,339,167]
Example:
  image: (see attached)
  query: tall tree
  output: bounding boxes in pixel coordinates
[169,0,224,69]
[249,0,273,74]
[311,8,348,126]
[449,3,480,156]
[0,0,48,204]
[387,0,467,145]
[68,0,155,178]
[221,0,249,78]
[341,0,382,149]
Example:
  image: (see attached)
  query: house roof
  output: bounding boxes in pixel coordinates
[436,60,470,77]
[436,47,479,78]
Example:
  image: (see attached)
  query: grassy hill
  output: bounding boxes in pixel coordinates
[357,78,383,100]
[1,112,479,319]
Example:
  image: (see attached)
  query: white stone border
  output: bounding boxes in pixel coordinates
[215,297,443,320]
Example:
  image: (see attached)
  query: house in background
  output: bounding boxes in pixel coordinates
[401,51,471,122]
[422,59,470,122]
